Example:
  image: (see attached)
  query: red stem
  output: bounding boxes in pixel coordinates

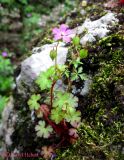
[40,106,68,136]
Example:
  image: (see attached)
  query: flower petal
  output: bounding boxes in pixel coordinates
[62,36,71,43]
[60,24,69,31]
[66,29,74,35]
[54,34,62,41]
[52,27,60,34]
[2,52,8,57]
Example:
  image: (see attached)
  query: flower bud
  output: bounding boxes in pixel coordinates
[79,49,88,59]
[50,50,57,60]
[73,36,80,46]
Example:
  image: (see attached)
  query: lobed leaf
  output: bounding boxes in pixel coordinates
[35,120,53,138]
[28,94,40,110]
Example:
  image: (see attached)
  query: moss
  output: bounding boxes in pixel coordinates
[55,33,124,160]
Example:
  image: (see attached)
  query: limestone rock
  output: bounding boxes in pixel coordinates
[73,12,118,45]
[0,97,17,153]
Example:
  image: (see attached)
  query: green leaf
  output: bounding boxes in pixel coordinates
[51,91,78,124]
[28,94,40,110]
[79,49,88,59]
[65,110,81,124]
[50,108,64,124]
[0,0,14,4]
[64,69,70,78]
[57,65,67,76]
[71,57,83,69]
[71,67,83,81]
[19,0,28,5]
[36,67,55,90]
[24,13,40,26]
[79,73,88,80]
[53,92,78,110]
[25,5,34,13]
[35,121,53,138]
[78,67,83,74]
[0,55,14,92]
[71,72,78,81]
[36,72,52,90]
[36,65,67,91]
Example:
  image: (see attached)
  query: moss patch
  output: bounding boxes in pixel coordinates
[55,33,124,160]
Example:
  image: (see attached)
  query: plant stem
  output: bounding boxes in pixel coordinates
[67,78,72,92]
[50,81,56,108]
[55,42,59,69]
[50,42,59,108]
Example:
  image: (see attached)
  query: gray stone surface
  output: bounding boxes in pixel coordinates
[73,12,118,45]
[0,97,16,146]
[0,97,17,155]
[72,76,92,96]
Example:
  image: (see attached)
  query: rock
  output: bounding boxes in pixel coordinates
[0,97,17,153]
[54,79,67,91]
[38,15,50,27]
[38,4,65,27]
[72,77,93,96]
[16,42,68,96]
[1,17,10,24]
[80,34,96,45]
[0,123,3,137]
[4,128,14,146]
[0,32,20,43]
[73,12,118,45]
[80,78,93,96]
[9,22,23,31]
[80,9,87,16]
[9,9,21,19]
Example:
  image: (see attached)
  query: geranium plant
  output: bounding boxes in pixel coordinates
[28,24,88,159]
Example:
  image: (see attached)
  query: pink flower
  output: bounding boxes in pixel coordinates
[52,24,73,43]
[2,52,8,57]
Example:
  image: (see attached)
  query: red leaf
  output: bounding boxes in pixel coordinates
[119,0,124,4]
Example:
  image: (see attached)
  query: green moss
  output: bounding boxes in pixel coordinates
[55,33,124,160]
